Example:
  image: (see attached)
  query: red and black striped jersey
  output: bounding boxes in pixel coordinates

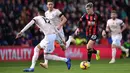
[78,13,102,36]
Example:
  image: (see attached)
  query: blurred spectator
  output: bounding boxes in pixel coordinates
[20,36,29,47]
[55,0,65,11]
[0,0,5,11]
[39,0,47,11]
[0,0,129,46]
[100,35,109,46]
[0,32,8,46]
[32,36,40,46]
[17,0,23,12]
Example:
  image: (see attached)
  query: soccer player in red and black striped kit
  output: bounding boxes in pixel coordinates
[75,2,102,67]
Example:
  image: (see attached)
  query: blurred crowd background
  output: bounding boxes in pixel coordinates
[0,0,130,47]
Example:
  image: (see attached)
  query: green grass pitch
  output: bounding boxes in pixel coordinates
[0,59,130,73]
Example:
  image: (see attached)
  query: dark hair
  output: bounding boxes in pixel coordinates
[111,10,117,13]
[85,2,93,8]
[38,7,45,15]
[47,0,53,3]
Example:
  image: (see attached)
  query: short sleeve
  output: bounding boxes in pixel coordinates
[119,20,124,26]
[56,9,62,17]
[33,16,39,23]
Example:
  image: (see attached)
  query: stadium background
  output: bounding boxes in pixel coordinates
[0,0,130,46]
[0,0,130,73]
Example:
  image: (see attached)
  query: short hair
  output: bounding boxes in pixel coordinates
[111,10,117,13]
[47,0,53,3]
[38,7,45,15]
[85,2,93,8]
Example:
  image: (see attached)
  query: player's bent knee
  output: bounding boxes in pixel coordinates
[112,44,118,48]
[87,41,94,49]
[87,44,93,50]
[33,46,40,52]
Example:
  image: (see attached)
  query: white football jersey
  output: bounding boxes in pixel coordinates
[45,9,62,26]
[107,18,124,35]
[21,16,56,35]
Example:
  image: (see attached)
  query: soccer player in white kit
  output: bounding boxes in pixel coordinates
[45,1,74,50]
[39,1,74,68]
[16,9,71,72]
[102,10,129,64]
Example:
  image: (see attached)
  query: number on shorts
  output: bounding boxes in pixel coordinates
[91,35,97,40]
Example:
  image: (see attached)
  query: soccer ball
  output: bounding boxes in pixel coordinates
[80,61,89,70]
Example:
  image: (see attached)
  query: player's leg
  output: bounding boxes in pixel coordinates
[40,54,71,69]
[109,44,116,64]
[66,30,76,49]
[109,35,118,64]
[23,44,41,72]
[86,35,100,67]
[39,54,48,69]
[66,35,75,48]
[55,32,66,51]
[109,42,128,64]
[119,46,129,57]
[30,45,41,68]
[40,34,71,70]
[117,35,129,57]
[109,35,129,64]
[57,29,75,50]
[87,40,98,67]
[117,37,129,57]
[116,42,129,57]
[40,53,71,69]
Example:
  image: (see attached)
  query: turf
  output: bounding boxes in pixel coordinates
[0,59,130,73]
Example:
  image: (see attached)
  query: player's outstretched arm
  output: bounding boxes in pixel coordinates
[16,32,23,39]
[15,20,35,39]
[74,14,86,35]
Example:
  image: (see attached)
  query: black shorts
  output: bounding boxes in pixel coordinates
[86,35,98,43]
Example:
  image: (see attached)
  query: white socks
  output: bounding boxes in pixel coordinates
[30,46,40,68]
[44,54,68,62]
[44,54,48,65]
[112,48,116,60]
[66,36,73,48]
[44,56,48,65]
[120,46,128,52]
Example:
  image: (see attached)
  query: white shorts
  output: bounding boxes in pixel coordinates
[111,34,122,46]
[39,34,56,53]
[55,28,65,45]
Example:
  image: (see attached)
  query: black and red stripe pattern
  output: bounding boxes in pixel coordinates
[85,13,99,36]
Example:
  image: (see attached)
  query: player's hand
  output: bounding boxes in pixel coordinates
[16,32,23,39]
[74,28,80,35]
[119,30,123,34]
[57,25,62,30]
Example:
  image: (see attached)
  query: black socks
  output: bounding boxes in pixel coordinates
[87,48,97,62]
